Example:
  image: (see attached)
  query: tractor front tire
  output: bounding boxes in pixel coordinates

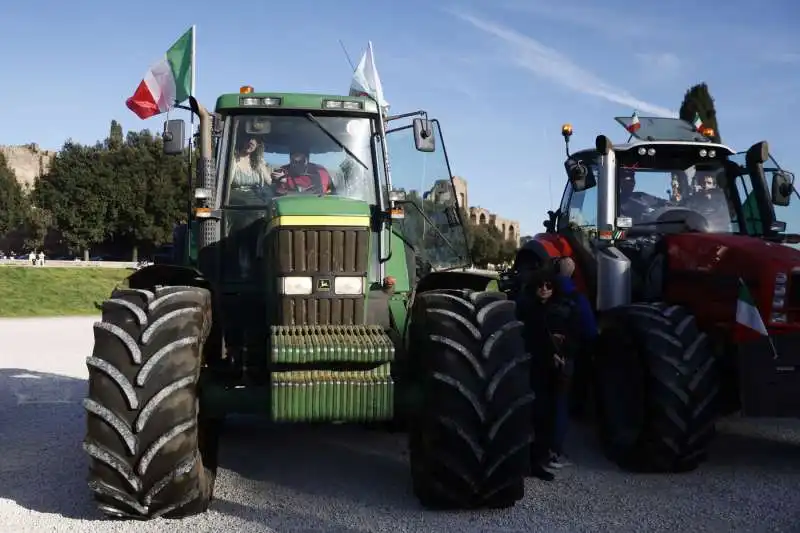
[594,302,719,473]
[83,285,219,519]
[408,289,535,510]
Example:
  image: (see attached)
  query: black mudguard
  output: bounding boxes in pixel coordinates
[415,270,497,294]
[126,263,211,292]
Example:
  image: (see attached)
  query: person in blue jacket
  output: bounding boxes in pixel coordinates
[549,257,598,468]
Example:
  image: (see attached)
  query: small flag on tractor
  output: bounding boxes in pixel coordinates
[736,277,778,358]
[626,111,641,133]
[692,112,704,132]
[126,26,195,120]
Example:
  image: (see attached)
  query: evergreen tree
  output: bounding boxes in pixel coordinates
[108,120,124,150]
[679,83,721,143]
[0,152,26,237]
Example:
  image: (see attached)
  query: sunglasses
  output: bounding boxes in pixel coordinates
[537,281,553,290]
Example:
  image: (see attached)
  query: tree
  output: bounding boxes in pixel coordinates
[680,83,721,143]
[105,129,189,259]
[34,140,115,258]
[108,120,124,150]
[21,206,53,250]
[0,152,26,238]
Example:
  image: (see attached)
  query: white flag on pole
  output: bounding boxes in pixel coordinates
[349,41,389,111]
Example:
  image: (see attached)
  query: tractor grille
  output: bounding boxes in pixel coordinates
[266,227,370,326]
[788,272,800,308]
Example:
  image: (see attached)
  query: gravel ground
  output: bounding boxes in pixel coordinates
[1,316,800,533]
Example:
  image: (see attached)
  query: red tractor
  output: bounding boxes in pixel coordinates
[515,115,800,473]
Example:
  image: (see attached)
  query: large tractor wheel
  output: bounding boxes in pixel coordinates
[83,285,219,519]
[594,302,720,473]
[407,289,535,509]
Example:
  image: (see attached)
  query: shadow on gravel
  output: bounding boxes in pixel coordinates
[570,417,800,474]
[211,497,373,532]
[0,368,104,521]
[708,425,800,471]
[218,418,421,513]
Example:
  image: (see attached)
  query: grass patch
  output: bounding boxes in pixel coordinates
[0,267,132,317]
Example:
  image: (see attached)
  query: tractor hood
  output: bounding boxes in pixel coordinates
[268,194,372,221]
[666,233,800,281]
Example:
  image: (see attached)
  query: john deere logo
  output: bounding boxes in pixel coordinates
[317,278,331,291]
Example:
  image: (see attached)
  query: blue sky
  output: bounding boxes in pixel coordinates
[1,0,798,236]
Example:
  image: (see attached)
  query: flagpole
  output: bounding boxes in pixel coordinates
[191,24,196,98]
[186,24,197,263]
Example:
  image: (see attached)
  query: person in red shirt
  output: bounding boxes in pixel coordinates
[271,145,333,196]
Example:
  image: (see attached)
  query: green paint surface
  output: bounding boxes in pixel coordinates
[271,195,372,218]
[216,92,380,114]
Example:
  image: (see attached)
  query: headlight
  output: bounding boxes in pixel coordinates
[279,277,313,295]
[334,276,364,295]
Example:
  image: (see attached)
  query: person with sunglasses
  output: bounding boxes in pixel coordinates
[516,264,583,481]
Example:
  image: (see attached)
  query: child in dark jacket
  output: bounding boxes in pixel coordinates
[552,257,598,467]
[516,264,583,480]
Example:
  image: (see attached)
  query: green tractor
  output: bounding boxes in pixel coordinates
[82,87,535,519]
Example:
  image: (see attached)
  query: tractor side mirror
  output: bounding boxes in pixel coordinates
[389,189,407,203]
[212,113,224,135]
[162,119,186,155]
[771,170,794,207]
[564,159,595,192]
[412,118,435,152]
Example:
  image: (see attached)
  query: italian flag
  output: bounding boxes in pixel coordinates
[126,26,195,120]
[626,111,641,133]
[736,278,768,337]
[692,112,704,131]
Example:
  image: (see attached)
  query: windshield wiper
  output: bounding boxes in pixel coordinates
[304,113,368,170]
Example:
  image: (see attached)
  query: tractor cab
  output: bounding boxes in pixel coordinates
[161,87,471,294]
[553,116,798,306]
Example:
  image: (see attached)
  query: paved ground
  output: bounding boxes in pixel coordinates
[1,316,800,533]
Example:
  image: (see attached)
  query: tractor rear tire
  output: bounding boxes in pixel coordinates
[83,285,219,519]
[407,289,535,509]
[594,302,719,473]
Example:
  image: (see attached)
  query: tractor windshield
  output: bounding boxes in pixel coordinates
[614,116,712,143]
[618,162,738,233]
[223,113,377,206]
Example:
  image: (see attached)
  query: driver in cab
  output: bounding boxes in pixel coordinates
[272,144,333,195]
[618,168,662,222]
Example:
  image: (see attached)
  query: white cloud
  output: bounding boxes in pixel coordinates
[498,1,656,40]
[449,10,676,117]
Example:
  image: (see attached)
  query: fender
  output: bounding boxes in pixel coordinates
[126,263,211,292]
[415,270,497,294]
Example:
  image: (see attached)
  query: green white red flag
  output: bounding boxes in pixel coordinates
[736,278,779,358]
[126,26,195,120]
[736,278,768,336]
[626,111,641,133]
[692,112,704,131]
